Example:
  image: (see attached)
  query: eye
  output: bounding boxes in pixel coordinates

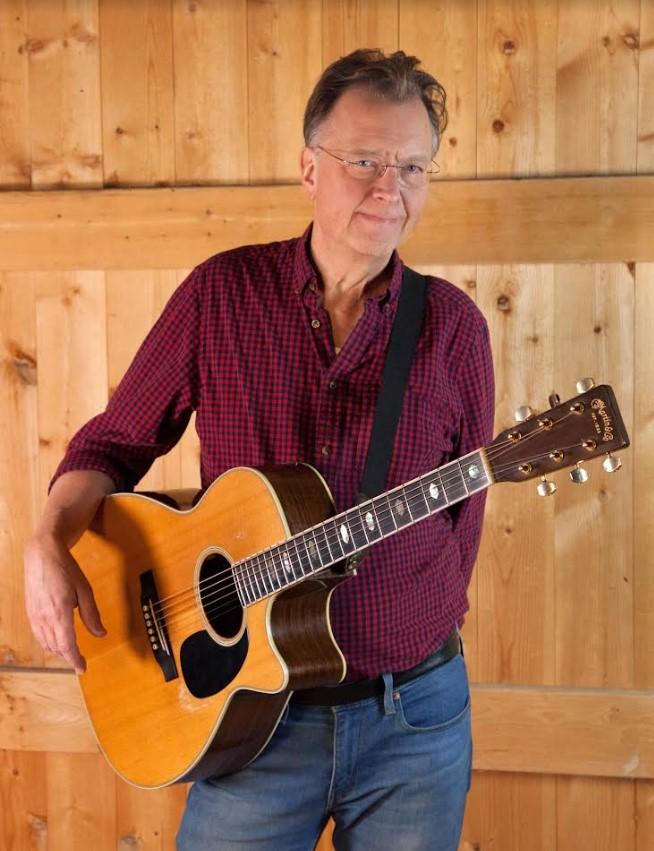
[352,159,377,170]
[401,163,425,175]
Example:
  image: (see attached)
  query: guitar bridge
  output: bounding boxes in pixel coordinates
[139,570,179,682]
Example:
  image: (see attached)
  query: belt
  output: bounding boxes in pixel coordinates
[291,627,462,707]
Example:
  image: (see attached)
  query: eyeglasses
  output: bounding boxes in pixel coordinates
[313,145,439,188]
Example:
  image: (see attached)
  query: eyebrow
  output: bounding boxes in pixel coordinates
[346,148,430,162]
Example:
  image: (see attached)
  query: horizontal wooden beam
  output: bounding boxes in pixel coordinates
[0,176,652,270]
[2,669,653,780]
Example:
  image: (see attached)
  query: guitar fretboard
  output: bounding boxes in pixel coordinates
[231,449,491,606]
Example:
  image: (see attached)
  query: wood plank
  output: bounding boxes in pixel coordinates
[553,264,634,690]
[634,262,654,691]
[556,0,639,174]
[25,0,103,188]
[172,0,248,184]
[0,750,47,851]
[3,670,654,780]
[322,0,398,67]
[556,776,635,851]
[0,274,40,667]
[99,0,175,187]
[477,0,557,177]
[638,0,654,171]
[0,175,653,271]
[400,0,477,179]
[247,0,322,182]
[0,0,31,188]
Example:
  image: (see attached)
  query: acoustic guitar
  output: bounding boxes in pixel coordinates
[71,381,629,788]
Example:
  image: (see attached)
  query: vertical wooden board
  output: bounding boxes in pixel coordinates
[556,776,635,851]
[99,0,175,187]
[637,1,654,171]
[321,0,398,67]
[400,0,477,178]
[634,263,654,691]
[477,0,557,177]
[553,264,634,689]
[26,0,103,188]
[636,779,654,851]
[556,0,639,174]
[475,265,556,685]
[461,771,557,851]
[0,750,47,851]
[46,752,116,850]
[173,0,248,184]
[115,779,188,850]
[248,0,322,182]
[106,269,200,493]
[34,271,108,669]
[0,0,31,188]
[0,274,40,667]
[413,264,480,665]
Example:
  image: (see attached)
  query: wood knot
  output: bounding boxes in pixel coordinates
[24,38,46,55]
[622,33,639,50]
[27,814,47,833]
[626,260,636,277]
[593,324,602,334]
[448,136,458,147]
[8,342,37,386]
[503,39,516,55]
[115,126,125,135]
[496,294,511,311]
[492,119,505,133]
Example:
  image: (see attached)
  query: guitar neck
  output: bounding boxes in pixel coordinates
[233,449,491,606]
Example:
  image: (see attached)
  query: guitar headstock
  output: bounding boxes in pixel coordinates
[486,383,629,490]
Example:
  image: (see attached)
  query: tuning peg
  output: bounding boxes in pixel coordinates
[514,405,534,423]
[602,453,622,473]
[570,462,590,484]
[576,377,596,394]
[548,393,561,408]
[537,476,557,497]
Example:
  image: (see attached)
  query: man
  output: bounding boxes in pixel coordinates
[24,50,494,850]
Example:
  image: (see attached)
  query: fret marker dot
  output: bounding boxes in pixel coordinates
[282,554,292,574]
[429,483,440,500]
[467,464,480,479]
[394,499,405,516]
[365,512,375,531]
[340,524,350,544]
[308,541,318,562]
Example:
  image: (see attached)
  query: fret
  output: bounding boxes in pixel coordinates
[422,471,448,513]
[324,518,345,560]
[459,451,489,494]
[388,487,412,528]
[336,516,356,555]
[251,558,265,599]
[233,564,250,606]
[348,506,370,549]
[293,536,313,577]
[366,498,384,542]
[407,479,430,521]
[310,526,332,568]
[376,494,398,536]
[440,462,467,505]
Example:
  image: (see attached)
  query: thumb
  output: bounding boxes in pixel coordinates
[76,580,107,636]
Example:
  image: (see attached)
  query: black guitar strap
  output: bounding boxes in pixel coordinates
[344,265,427,573]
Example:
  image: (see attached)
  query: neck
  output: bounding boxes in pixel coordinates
[310,222,393,304]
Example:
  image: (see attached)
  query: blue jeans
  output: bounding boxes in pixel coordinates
[177,650,472,851]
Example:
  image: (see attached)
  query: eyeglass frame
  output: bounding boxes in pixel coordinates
[311,144,440,186]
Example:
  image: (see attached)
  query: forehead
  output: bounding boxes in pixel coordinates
[317,86,433,155]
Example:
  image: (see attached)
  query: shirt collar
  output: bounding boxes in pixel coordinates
[293,222,405,309]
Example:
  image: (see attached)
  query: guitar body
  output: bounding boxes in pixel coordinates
[72,464,347,789]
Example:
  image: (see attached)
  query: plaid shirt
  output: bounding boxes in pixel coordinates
[53,225,495,680]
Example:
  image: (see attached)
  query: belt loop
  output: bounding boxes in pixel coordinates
[382,673,396,716]
[456,624,465,658]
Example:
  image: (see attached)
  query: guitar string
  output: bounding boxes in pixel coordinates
[157,438,595,633]
[150,416,581,622]
[150,422,588,629]
[149,423,554,621]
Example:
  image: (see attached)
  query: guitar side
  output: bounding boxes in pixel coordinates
[72,464,346,788]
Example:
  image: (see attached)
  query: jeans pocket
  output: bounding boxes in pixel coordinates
[394,654,470,733]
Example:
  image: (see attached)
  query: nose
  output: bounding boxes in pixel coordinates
[371,165,402,199]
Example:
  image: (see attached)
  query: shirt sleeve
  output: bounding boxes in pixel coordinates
[50,267,202,493]
[448,314,495,589]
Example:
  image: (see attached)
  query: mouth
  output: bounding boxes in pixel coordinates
[357,212,403,225]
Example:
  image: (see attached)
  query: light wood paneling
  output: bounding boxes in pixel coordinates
[322,0,398,66]
[99,0,175,187]
[0,1,30,188]
[26,0,103,189]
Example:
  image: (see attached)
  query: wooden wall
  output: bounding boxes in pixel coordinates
[1,1,653,849]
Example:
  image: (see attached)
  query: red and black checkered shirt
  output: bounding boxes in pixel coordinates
[53,225,495,680]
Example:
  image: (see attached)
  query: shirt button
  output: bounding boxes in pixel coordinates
[311,318,321,329]
[328,381,337,390]
[321,445,330,456]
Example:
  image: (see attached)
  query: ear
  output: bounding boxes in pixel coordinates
[300,146,317,201]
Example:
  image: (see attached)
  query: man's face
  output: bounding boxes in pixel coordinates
[300,86,434,260]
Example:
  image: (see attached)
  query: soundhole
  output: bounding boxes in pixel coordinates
[199,552,243,639]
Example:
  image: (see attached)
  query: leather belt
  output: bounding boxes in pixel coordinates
[291,627,462,707]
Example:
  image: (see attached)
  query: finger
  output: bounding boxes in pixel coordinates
[52,612,87,674]
[76,580,106,637]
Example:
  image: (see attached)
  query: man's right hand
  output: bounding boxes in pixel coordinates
[24,532,106,674]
